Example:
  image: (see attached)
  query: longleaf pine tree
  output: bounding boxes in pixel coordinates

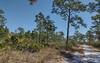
[52,0,86,49]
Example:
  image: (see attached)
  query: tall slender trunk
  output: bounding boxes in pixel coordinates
[66,9,70,49]
[38,31,40,43]
[46,31,48,43]
[36,32,38,43]
[39,28,41,43]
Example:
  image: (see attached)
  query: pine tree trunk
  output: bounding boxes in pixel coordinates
[46,31,48,43]
[39,29,41,43]
[66,9,70,49]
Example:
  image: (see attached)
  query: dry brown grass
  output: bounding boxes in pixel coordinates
[0,47,67,63]
[0,50,36,63]
[70,46,84,54]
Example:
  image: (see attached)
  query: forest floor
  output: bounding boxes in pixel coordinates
[61,45,100,63]
[0,47,69,63]
[0,45,100,63]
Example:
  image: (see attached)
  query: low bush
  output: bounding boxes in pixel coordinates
[93,41,100,48]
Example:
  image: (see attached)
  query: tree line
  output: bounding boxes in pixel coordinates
[0,10,65,52]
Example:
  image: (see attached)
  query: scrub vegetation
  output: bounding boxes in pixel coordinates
[0,0,99,63]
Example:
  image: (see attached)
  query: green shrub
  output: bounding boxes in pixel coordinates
[93,41,100,48]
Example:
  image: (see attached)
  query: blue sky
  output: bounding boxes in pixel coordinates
[0,0,95,36]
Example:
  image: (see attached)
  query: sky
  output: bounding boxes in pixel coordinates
[0,0,95,36]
